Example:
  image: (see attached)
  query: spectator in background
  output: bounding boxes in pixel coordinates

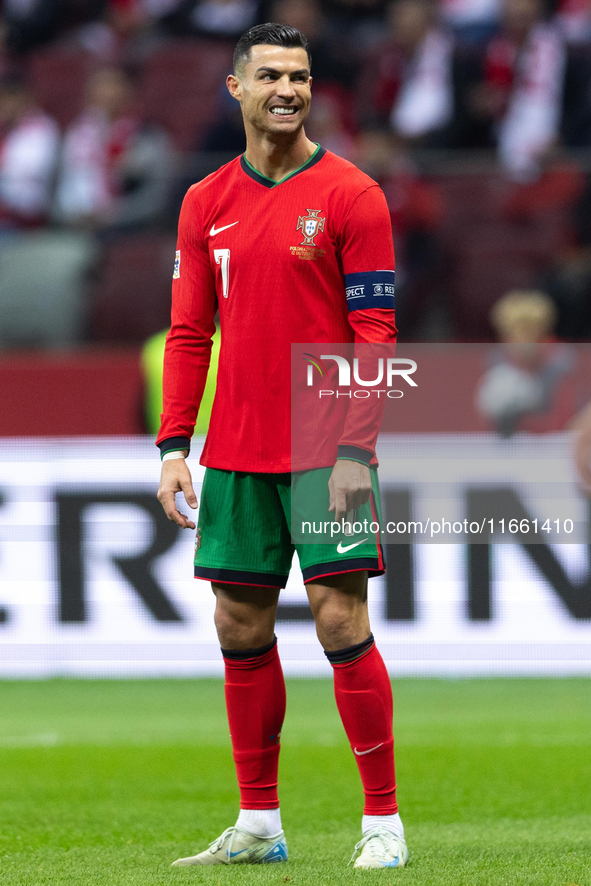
[0,19,10,78]
[74,0,156,62]
[561,36,591,149]
[476,290,584,436]
[572,399,591,492]
[555,0,591,44]
[270,0,360,89]
[440,0,500,43]
[304,85,357,159]
[489,288,557,344]
[357,0,454,144]
[166,0,260,40]
[53,66,173,231]
[353,128,443,337]
[469,0,565,179]
[29,0,186,62]
[191,0,259,38]
[543,173,591,340]
[1,0,61,53]
[322,0,390,48]
[200,82,247,152]
[0,74,60,229]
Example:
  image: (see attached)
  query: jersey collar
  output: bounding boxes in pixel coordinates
[240,144,326,189]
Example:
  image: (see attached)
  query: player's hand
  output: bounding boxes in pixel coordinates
[157,456,198,529]
[328,459,372,524]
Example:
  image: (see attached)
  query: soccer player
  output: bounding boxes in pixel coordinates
[156,22,408,869]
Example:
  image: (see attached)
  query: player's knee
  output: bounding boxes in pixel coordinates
[213,603,270,649]
[213,605,243,645]
[314,602,363,651]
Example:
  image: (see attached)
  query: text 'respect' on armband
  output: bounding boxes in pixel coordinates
[344,270,395,312]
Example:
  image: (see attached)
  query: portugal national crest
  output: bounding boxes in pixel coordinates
[297,209,325,246]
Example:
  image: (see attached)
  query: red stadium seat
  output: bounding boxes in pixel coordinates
[27,48,97,128]
[450,242,542,339]
[435,171,575,339]
[89,233,177,343]
[139,40,234,151]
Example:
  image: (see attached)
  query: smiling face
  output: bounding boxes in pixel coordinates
[227,44,312,138]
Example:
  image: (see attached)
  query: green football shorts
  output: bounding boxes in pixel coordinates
[194,467,385,587]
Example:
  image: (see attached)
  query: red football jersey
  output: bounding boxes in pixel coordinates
[157,146,397,471]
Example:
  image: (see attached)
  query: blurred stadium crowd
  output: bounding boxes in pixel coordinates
[1,0,591,347]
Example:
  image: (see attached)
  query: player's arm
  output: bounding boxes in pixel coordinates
[156,186,217,529]
[329,185,397,522]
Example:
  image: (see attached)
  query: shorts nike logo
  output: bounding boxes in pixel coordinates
[354,743,383,756]
[210,221,239,236]
[336,538,368,554]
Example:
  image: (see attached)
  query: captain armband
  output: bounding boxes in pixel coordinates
[344,271,395,312]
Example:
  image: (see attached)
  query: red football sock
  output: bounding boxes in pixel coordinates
[327,635,398,815]
[222,637,286,810]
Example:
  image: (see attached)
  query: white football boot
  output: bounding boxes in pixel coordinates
[171,826,288,866]
[350,826,409,869]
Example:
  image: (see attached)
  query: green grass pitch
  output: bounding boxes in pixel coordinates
[0,678,590,885]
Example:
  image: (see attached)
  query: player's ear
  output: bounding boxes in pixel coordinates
[226,73,241,101]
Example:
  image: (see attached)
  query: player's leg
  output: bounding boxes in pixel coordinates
[173,470,292,866]
[306,572,408,869]
[214,583,286,830]
[172,582,288,866]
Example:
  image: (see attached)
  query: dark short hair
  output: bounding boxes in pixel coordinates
[233,22,311,73]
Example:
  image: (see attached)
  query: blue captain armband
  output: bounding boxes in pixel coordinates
[344,271,395,311]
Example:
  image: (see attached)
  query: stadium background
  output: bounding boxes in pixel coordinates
[1,0,591,677]
[1,5,591,884]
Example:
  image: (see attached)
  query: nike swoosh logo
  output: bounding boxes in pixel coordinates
[336,538,368,554]
[229,848,248,858]
[382,857,401,867]
[210,221,239,237]
[354,743,383,756]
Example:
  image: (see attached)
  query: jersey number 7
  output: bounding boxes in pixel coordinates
[214,248,230,298]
